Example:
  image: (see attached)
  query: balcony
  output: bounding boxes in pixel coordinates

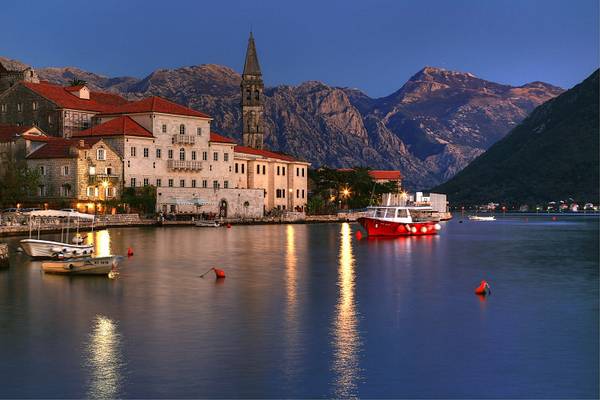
[167,160,203,171]
[88,173,120,185]
[172,134,196,145]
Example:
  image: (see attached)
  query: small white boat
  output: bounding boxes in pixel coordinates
[195,220,220,227]
[20,210,95,259]
[41,256,121,275]
[468,215,496,221]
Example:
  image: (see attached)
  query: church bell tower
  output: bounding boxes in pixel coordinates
[241,32,264,149]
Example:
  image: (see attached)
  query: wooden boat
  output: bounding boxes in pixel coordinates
[357,206,441,237]
[20,210,95,259]
[195,220,220,227]
[468,215,496,221]
[41,256,121,275]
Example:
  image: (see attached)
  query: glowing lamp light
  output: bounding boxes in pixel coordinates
[101,180,109,188]
[342,188,350,197]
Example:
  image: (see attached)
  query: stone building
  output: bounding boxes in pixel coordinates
[0,59,39,93]
[0,124,46,176]
[241,32,265,150]
[25,136,122,209]
[0,81,128,137]
[3,33,309,216]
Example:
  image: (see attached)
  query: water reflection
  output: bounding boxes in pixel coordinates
[331,223,361,398]
[86,230,111,257]
[85,315,124,399]
[283,225,300,381]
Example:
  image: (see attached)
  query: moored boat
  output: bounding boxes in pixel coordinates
[41,255,121,275]
[195,220,220,227]
[20,210,95,259]
[468,215,496,221]
[357,206,441,237]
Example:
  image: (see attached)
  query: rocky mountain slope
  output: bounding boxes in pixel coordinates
[435,69,599,205]
[5,58,564,188]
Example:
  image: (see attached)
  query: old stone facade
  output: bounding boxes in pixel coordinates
[0,80,128,138]
[0,61,39,93]
[0,84,60,136]
[0,125,46,177]
[26,138,122,207]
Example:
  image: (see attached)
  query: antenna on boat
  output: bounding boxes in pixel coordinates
[368,182,376,206]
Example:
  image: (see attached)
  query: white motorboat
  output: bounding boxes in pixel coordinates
[195,220,220,227]
[41,255,121,275]
[468,215,496,221]
[20,210,95,259]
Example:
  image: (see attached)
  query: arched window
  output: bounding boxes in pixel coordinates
[179,148,185,161]
[179,124,185,135]
[246,90,251,100]
[254,90,260,100]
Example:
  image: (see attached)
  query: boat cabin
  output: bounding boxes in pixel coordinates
[366,206,435,223]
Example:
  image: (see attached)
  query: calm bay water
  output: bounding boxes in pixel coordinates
[0,217,598,398]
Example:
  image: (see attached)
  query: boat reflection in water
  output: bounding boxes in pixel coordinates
[85,315,124,399]
[331,223,362,398]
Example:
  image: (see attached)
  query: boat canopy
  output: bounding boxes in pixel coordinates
[164,197,209,206]
[24,210,95,220]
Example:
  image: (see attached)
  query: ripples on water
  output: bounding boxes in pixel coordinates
[331,223,362,398]
[0,217,598,398]
[85,315,124,399]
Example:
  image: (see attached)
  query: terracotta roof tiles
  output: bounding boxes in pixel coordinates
[100,96,210,118]
[22,82,129,112]
[72,116,154,138]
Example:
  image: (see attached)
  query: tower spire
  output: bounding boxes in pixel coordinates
[241,32,265,149]
[243,31,262,76]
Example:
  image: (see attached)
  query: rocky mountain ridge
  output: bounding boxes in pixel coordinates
[1,56,564,188]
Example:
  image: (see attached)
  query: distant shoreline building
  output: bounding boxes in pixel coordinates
[0,34,309,215]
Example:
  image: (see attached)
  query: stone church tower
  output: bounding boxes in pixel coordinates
[241,32,264,149]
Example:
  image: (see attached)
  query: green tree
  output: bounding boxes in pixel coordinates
[69,78,87,86]
[121,186,156,215]
[0,166,40,206]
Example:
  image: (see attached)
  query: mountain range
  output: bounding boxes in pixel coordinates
[434,69,599,205]
[2,56,564,188]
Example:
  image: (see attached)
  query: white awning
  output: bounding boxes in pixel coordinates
[164,198,209,206]
[24,210,95,220]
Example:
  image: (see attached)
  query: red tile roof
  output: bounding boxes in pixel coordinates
[368,170,402,180]
[210,132,237,144]
[101,96,210,118]
[72,116,154,138]
[0,125,38,143]
[234,145,301,162]
[22,82,129,112]
[26,139,77,159]
[26,137,102,159]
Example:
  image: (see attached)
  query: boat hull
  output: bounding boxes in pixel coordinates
[357,217,439,237]
[41,256,118,275]
[20,239,94,259]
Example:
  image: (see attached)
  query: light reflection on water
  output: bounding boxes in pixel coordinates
[331,223,362,398]
[283,225,300,381]
[86,229,112,257]
[85,315,124,399]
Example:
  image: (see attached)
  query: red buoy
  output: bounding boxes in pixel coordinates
[475,280,491,295]
[213,268,226,279]
[127,247,134,257]
[355,230,363,240]
[227,223,232,229]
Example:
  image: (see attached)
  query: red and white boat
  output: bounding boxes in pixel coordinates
[357,206,441,237]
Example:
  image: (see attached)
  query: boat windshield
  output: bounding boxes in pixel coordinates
[396,209,409,218]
